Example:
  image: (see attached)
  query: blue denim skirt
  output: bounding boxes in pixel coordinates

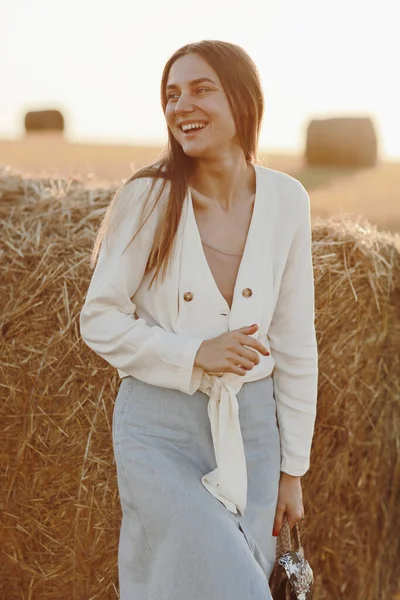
[112,374,281,600]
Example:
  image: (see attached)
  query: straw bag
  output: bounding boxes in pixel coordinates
[268,514,314,600]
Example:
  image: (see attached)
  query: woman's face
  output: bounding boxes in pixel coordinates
[165,53,238,158]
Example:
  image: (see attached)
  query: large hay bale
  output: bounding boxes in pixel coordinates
[24,109,65,134]
[1,167,399,600]
[305,116,378,167]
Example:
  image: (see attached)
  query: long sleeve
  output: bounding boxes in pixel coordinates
[79,177,204,395]
[267,184,318,476]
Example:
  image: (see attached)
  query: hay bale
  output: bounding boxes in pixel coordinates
[1,167,399,600]
[24,109,65,134]
[305,117,378,167]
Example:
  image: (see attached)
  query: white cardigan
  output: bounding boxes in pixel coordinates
[80,163,319,516]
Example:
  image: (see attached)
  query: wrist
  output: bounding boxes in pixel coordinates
[280,471,301,480]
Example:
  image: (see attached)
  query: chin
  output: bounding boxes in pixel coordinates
[180,143,213,158]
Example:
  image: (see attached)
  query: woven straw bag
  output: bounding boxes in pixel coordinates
[268,513,314,600]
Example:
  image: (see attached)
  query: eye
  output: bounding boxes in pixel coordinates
[167,92,179,101]
[196,87,210,94]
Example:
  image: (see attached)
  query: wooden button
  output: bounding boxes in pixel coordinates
[183,292,194,302]
[242,288,253,298]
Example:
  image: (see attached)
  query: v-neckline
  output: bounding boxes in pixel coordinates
[188,163,260,311]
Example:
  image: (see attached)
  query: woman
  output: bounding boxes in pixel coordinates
[80,40,318,600]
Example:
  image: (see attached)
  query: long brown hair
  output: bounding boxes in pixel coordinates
[90,40,265,288]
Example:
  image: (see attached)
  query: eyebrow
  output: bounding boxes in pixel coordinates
[166,77,217,90]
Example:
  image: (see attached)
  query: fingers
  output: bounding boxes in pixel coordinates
[220,325,270,375]
[226,351,257,372]
[226,363,248,377]
[237,333,270,357]
[238,324,259,333]
[235,326,270,357]
[226,345,263,372]
[272,506,285,536]
[272,508,305,536]
[237,346,262,367]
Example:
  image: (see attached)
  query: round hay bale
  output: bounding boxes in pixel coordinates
[305,117,378,167]
[24,109,65,134]
[1,167,399,600]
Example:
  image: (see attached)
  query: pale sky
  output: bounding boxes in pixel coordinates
[1,0,399,159]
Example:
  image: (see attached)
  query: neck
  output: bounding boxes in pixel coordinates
[190,151,254,211]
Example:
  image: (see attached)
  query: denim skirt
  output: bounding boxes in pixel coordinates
[112,374,281,600]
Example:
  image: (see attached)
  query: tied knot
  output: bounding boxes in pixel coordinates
[199,371,224,399]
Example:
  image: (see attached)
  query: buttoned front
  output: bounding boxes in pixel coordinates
[80,163,319,516]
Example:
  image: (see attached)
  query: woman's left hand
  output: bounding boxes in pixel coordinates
[272,472,304,536]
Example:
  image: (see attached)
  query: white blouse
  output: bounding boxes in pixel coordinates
[79,163,319,516]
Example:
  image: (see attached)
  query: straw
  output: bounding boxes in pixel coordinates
[1,166,399,600]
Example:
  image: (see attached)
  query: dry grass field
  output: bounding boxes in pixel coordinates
[0,134,399,235]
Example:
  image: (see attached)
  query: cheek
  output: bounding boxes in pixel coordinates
[224,102,236,132]
[211,100,236,136]
[226,114,237,136]
[217,112,237,138]
[164,105,175,127]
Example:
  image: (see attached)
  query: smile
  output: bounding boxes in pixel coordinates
[179,122,208,134]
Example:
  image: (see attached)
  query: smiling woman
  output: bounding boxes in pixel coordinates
[80,39,318,600]
[165,59,238,161]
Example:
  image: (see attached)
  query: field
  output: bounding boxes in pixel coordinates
[1,134,399,234]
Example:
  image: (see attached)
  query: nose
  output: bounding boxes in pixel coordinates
[174,92,195,115]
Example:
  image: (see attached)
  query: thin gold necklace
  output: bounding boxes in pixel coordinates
[201,240,243,256]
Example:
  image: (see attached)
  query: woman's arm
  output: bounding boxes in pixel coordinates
[267,184,319,477]
[79,177,204,394]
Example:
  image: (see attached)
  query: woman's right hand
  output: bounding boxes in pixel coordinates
[194,324,270,376]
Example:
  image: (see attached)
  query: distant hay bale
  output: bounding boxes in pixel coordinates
[305,116,378,167]
[1,167,399,600]
[24,109,65,134]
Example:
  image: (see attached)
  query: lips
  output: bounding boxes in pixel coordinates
[178,121,209,134]
[184,125,208,135]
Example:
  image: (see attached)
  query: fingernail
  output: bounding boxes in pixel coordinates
[272,529,279,537]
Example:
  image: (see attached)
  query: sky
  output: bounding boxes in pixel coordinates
[1,0,399,159]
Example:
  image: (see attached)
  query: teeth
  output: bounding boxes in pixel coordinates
[181,122,207,132]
